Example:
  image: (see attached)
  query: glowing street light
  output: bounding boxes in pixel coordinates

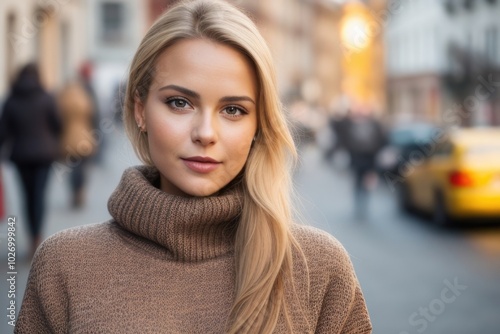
[340,13,371,50]
[339,1,376,107]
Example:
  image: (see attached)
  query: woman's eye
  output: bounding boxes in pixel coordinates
[223,106,245,116]
[166,98,190,109]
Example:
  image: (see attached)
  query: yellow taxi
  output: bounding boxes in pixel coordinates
[400,127,500,225]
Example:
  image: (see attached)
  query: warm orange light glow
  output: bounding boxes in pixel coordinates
[341,16,370,50]
[339,1,379,107]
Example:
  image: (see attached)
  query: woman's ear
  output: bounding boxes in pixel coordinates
[134,93,146,131]
[251,131,258,148]
[253,130,260,142]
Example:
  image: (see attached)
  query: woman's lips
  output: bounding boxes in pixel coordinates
[182,157,221,173]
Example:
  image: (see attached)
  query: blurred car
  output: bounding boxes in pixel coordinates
[376,122,439,177]
[399,128,500,225]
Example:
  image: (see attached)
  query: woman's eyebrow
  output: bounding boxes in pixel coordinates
[159,84,255,105]
[159,85,200,99]
[220,96,255,105]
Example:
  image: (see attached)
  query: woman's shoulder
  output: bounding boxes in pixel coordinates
[290,224,372,333]
[290,223,354,275]
[34,220,118,259]
[291,223,346,253]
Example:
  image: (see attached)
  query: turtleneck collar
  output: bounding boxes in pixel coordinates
[108,165,243,262]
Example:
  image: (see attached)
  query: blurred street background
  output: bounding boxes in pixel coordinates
[1,0,500,333]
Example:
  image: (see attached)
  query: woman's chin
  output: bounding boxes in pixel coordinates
[174,183,224,198]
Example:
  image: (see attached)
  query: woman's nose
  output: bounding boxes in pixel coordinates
[191,111,218,146]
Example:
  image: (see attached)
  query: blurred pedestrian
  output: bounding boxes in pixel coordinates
[111,79,127,124]
[58,78,97,209]
[78,61,103,163]
[320,115,337,161]
[15,1,372,333]
[343,106,386,220]
[0,63,62,257]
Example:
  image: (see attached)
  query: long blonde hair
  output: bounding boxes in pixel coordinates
[123,1,301,332]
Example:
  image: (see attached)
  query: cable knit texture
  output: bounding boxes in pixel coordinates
[15,165,372,334]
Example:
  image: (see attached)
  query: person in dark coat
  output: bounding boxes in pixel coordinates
[343,107,386,220]
[0,63,62,257]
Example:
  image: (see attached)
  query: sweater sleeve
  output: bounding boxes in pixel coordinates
[314,237,372,334]
[339,283,373,334]
[14,236,69,334]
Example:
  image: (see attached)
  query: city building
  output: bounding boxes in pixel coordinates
[0,0,88,98]
[385,0,500,126]
[443,0,500,126]
[86,0,147,117]
[0,0,147,118]
[311,0,343,109]
[385,0,447,123]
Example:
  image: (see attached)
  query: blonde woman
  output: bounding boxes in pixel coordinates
[15,1,372,333]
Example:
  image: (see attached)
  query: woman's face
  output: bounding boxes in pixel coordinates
[135,38,258,197]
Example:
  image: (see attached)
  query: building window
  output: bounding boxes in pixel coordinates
[485,27,498,65]
[101,2,125,44]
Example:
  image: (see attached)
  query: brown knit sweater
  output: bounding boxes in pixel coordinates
[15,166,372,333]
